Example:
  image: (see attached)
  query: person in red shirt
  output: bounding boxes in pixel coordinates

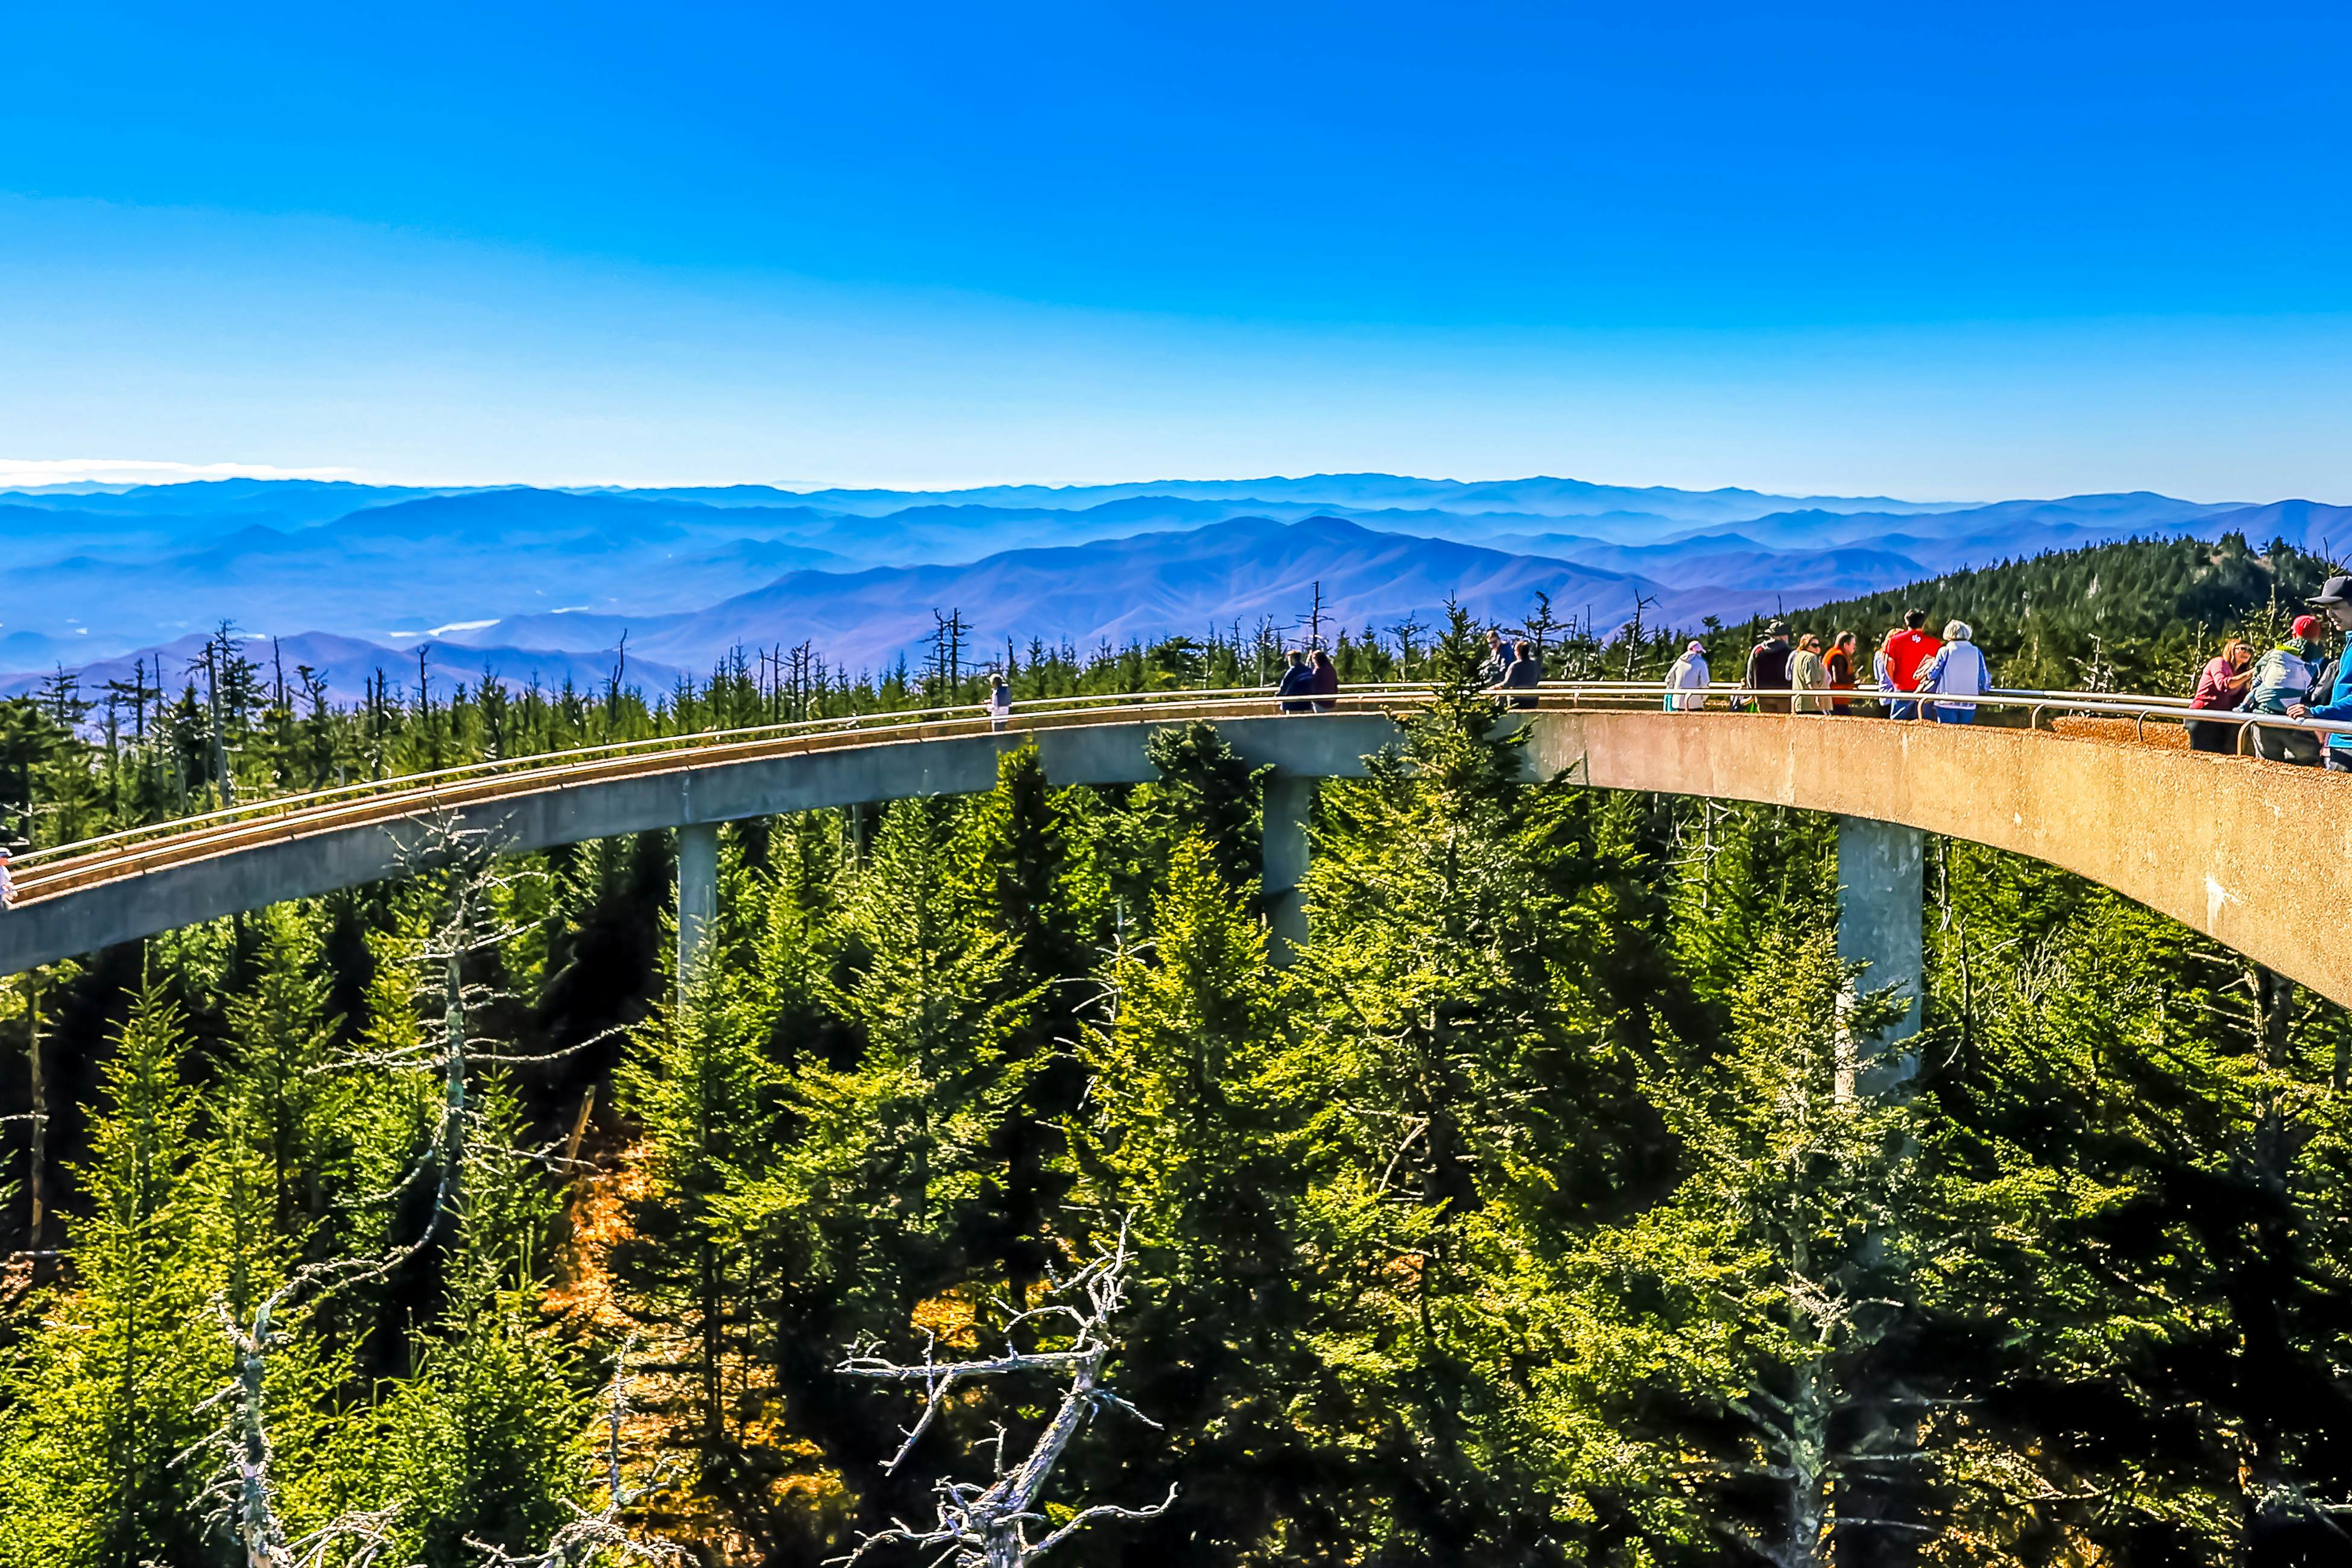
[1877,609,1944,720]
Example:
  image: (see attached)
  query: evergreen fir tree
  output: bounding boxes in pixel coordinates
[0,985,224,1566]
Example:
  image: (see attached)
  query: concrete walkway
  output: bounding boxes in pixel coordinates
[0,700,2333,1010]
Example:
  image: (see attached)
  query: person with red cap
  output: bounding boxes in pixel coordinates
[2248,615,2330,764]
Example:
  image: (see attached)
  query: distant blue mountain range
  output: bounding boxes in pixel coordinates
[0,473,2341,704]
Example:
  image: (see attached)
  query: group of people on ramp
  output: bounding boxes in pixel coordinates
[1660,609,1991,721]
[963,577,2352,768]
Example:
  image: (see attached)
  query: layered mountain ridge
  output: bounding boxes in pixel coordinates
[1,473,2339,704]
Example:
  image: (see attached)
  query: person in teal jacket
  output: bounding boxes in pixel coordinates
[2287,577,2352,769]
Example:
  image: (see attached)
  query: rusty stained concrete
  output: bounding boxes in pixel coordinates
[1532,710,2338,1005]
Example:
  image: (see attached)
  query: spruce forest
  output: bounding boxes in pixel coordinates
[4,537,2352,1566]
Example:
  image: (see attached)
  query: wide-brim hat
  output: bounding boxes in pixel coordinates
[2308,575,2352,606]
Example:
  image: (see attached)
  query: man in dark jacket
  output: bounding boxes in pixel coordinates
[1480,628,1512,688]
[1503,638,1541,709]
[1276,650,1315,713]
[1743,621,1795,714]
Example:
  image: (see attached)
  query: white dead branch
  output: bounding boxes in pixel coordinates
[466,1339,686,1568]
[832,1222,1174,1568]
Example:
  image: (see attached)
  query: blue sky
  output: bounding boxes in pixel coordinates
[4,1,2349,498]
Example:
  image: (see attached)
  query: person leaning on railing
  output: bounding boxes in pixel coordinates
[1501,639,1541,709]
[2251,616,2328,765]
[1276,650,1315,713]
[2186,637,2254,753]
[1309,650,1340,712]
[1915,621,1990,724]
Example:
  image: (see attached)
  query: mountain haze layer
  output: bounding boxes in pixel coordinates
[434,516,1750,675]
[2,473,2341,704]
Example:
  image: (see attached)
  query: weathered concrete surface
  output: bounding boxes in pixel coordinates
[1263,774,1315,964]
[676,821,719,981]
[1525,710,2348,1005]
[4,704,2337,1010]
[1836,815,1925,1072]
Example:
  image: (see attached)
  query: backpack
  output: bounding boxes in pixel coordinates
[2312,653,2343,709]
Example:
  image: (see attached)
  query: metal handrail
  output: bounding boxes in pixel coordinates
[1527,677,2344,734]
[10,688,1454,883]
[12,683,1444,870]
[19,675,2352,885]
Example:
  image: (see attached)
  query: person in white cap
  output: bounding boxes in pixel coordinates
[1666,640,1710,711]
[0,846,16,910]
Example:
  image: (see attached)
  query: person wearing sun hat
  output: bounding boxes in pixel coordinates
[2285,577,2352,768]
[2251,613,2330,764]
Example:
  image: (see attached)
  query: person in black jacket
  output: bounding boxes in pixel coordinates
[1743,620,1795,714]
[1503,638,1541,709]
[1276,650,1315,713]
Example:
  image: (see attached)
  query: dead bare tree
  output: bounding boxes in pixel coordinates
[467,1340,686,1568]
[833,1224,1174,1568]
[188,810,631,1563]
[195,1291,406,1568]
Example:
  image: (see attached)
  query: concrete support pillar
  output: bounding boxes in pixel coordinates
[676,821,719,987]
[1835,815,1924,1092]
[1263,773,1313,964]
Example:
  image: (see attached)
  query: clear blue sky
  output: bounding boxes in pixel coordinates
[4,1,2349,499]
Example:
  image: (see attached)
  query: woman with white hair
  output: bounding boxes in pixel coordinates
[1666,640,1710,711]
[1917,619,1991,724]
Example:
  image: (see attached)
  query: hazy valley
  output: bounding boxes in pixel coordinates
[5,473,2345,702]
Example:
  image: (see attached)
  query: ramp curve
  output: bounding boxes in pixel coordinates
[0,700,2336,1005]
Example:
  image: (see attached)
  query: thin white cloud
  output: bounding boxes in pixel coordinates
[0,457,353,489]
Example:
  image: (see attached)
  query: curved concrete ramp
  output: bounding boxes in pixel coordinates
[0,702,2336,1007]
[0,709,1398,979]
[1531,710,2336,1001]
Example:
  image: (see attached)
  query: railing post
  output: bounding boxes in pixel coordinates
[1263,773,1312,965]
[676,821,719,988]
[1835,815,1923,1096]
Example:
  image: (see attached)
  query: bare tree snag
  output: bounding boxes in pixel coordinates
[191,811,635,1562]
[833,1224,1174,1567]
[467,1340,685,1568]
